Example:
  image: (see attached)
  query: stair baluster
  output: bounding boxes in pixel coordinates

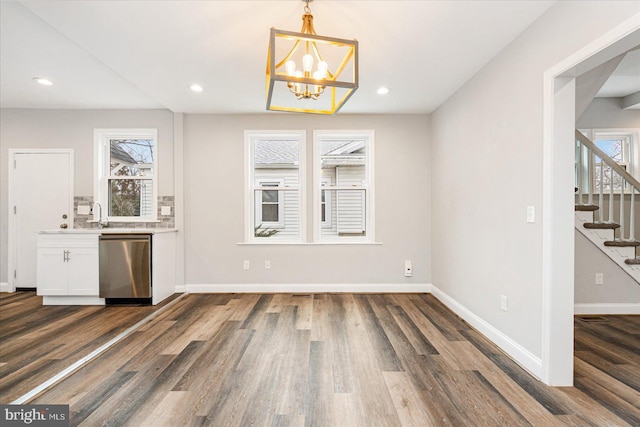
[609,162,614,223]
[598,158,604,222]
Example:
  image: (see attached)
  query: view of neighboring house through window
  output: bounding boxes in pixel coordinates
[314,131,374,242]
[246,131,305,242]
[581,129,638,192]
[95,129,157,221]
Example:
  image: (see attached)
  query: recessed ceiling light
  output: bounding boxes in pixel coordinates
[377,86,390,95]
[190,84,203,93]
[33,77,53,86]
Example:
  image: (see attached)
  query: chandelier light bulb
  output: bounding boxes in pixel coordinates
[285,60,296,76]
[317,61,328,78]
[302,54,314,72]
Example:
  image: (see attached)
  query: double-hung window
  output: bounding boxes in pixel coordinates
[313,130,374,242]
[581,129,639,192]
[245,131,305,242]
[94,129,157,222]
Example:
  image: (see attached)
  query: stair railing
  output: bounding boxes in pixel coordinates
[575,130,640,242]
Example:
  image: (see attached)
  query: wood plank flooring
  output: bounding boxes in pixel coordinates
[3,293,639,426]
[0,291,177,403]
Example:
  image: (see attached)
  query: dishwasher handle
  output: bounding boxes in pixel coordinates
[99,234,151,241]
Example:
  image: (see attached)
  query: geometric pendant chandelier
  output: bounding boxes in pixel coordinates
[266,0,358,115]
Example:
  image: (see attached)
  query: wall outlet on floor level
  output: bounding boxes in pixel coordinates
[265,260,271,269]
[500,295,508,312]
[243,260,250,270]
[595,273,604,285]
[404,260,412,277]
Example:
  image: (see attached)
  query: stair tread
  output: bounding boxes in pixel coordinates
[583,222,620,229]
[625,258,640,265]
[604,240,640,247]
[575,204,599,211]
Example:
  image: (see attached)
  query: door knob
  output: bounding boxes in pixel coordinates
[62,214,68,219]
[60,223,68,229]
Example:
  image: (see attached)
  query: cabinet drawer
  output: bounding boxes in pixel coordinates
[38,234,98,248]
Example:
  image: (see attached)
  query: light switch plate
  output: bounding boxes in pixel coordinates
[526,206,535,223]
[77,205,91,215]
[161,206,172,216]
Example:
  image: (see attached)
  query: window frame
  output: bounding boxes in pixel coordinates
[255,178,285,229]
[94,128,158,223]
[313,130,375,243]
[244,130,306,243]
[580,128,639,193]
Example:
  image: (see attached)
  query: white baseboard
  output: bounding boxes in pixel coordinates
[430,284,543,380]
[174,285,187,293]
[185,283,432,294]
[0,282,10,292]
[575,303,640,315]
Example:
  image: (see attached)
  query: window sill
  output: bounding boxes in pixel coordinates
[87,219,161,224]
[238,241,383,246]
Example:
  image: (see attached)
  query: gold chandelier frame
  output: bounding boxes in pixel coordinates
[266,2,359,115]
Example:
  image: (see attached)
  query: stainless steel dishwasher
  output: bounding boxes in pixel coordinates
[99,234,151,304]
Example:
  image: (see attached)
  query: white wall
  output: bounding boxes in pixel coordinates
[574,232,640,304]
[430,1,638,363]
[577,98,640,129]
[0,108,174,282]
[183,114,430,287]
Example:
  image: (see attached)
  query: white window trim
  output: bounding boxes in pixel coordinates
[313,130,375,243]
[244,130,306,243]
[94,129,158,222]
[255,178,285,229]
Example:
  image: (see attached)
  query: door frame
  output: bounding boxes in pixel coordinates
[541,14,640,385]
[7,149,74,292]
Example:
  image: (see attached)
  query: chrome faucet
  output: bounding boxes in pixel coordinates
[93,201,109,229]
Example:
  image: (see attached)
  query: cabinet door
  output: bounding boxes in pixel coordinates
[67,248,99,296]
[37,249,68,295]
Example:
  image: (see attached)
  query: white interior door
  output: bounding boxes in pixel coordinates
[12,151,73,289]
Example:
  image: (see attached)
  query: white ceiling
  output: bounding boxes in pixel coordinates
[1,0,563,114]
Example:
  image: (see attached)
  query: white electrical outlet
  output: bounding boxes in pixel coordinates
[243,260,250,270]
[595,273,604,285]
[161,206,172,216]
[77,205,91,215]
[404,260,412,277]
[500,295,508,312]
[265,260,271,269]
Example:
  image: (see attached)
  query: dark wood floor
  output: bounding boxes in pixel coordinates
[0,291,176,403]
[3,293,639,426]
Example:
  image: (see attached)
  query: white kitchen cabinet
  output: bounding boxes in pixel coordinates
[37,234,99,296]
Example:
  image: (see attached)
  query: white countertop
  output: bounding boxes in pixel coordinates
[39,228,177,234]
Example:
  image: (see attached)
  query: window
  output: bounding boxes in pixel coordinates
[245,131,305,242]
[313,131,374,242]
[581,129,639,192]
[320,177,332,228]
[94,129,157,221]
[255,179,284,228]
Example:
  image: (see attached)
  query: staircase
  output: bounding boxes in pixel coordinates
[575,130,640,283]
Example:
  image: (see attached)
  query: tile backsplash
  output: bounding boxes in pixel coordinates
[74,196,175,229]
